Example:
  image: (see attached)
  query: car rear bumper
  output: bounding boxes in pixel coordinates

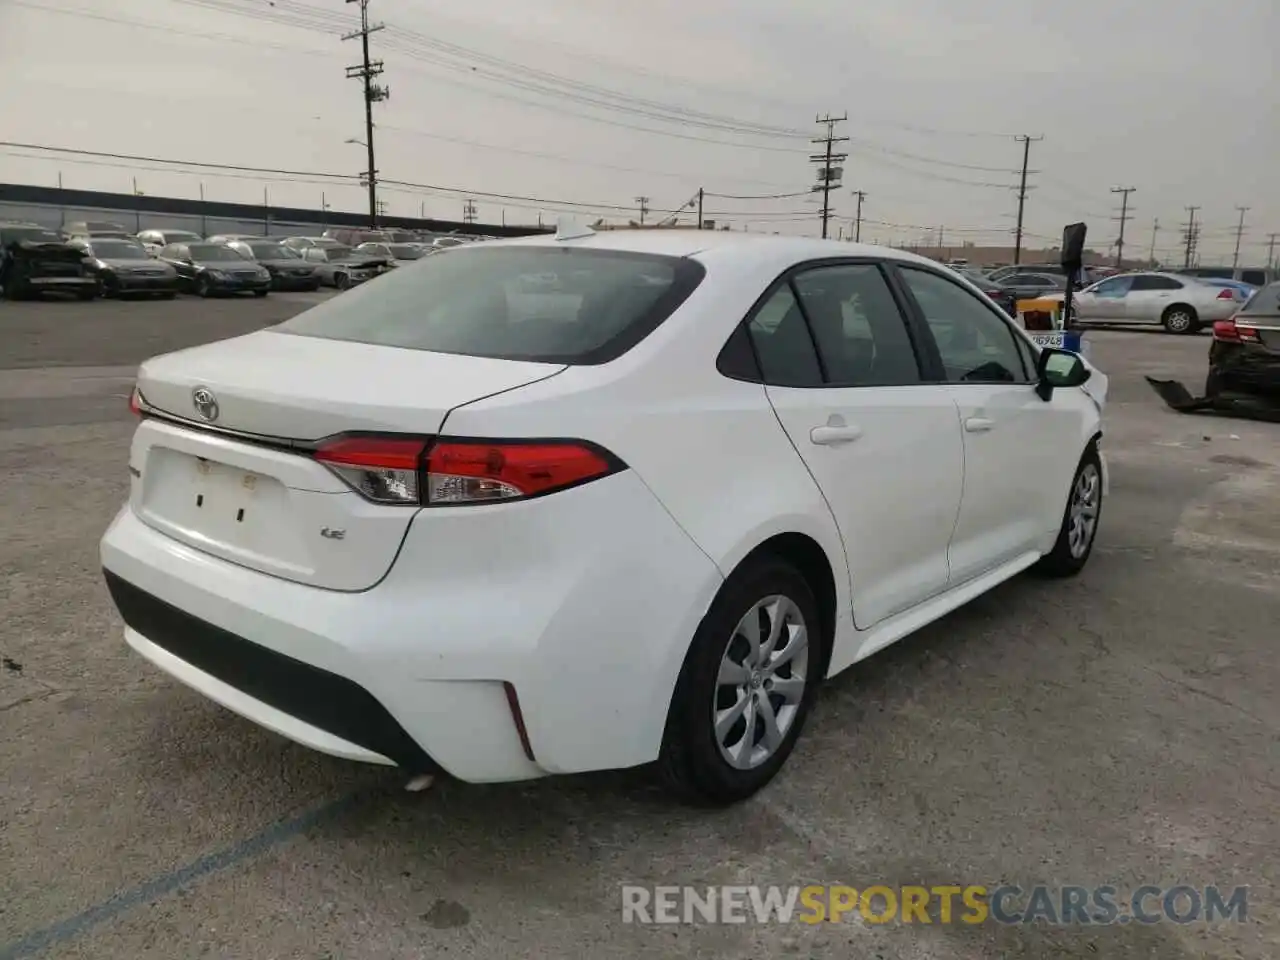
[99,470,723,782]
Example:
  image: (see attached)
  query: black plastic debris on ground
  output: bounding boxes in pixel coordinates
[1146,376,1280,423]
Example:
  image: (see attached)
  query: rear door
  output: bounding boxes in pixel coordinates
[1124,274,1182,323]
[895,265,1083,580]
[747,260,964,630]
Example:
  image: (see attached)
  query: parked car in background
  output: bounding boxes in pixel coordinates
[102,232,1107,804]
[951,267,1017,316]
[158,241,272,298]
[71,237,178,298]
[1072,272,1239,333]
[1,235,100,301]
[62,221,132,242]
[205,234,268,245]
[225,240,321,291]
[431,236,468,250]
[354,241,427,266]
[1206,281,1280,400]
[282,236,346,254]
[136,229,203,256]
[1181,266,1273,288]
[0,221,63,247]
[998,272,1067,301]
[322,227,392,247]
[299,244,390,289]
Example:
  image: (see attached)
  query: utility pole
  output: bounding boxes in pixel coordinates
[697,188,704,230]
[1231,206,1249,271]
[1148,218,1159,265]
[342,0,388,229]
[132,176,143,233]
[462,199,478,224]
[263,185,270,236]
[199,182,207,237]
[1182,206,1200,269]
[851,189,866,242]
[634,196,650,225]
[810,113,848,239]
[321,191,331,228]
[1110,186,1136,268]
[1012,134,1042,265]
[1266,233,1279,271]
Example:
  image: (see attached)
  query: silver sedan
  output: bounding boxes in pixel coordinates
[1071,272,1242,334]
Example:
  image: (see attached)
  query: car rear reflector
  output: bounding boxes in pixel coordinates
[312,435,623,506]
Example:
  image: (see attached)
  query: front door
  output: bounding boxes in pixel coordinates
[745,261,964,631]
[895,265,1079,581]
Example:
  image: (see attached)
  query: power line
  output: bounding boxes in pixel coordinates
[342,0,388,228]
[1110,186,1136,267]
[1012,135,1043,265]
[811,114,848,239]
[1231,206,1250,271]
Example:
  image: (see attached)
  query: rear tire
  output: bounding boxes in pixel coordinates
[658,558,823,806]
[196,275,212,298]
[1162,305,1197,334]
[1032,442,1103,578]
[335,272,351,290]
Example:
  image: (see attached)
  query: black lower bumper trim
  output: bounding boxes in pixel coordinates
[103,569,436,771]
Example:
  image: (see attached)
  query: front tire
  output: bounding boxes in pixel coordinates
[1162,305,1198,334]
[1033,442,1103,578]
[658,558,823,806]
[196,275,212,298]
[334,272,351,290]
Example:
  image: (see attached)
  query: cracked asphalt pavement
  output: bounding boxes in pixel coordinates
[2,296,1277,959]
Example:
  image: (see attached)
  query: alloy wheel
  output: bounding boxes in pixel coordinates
[713,595,809,770]
[1068,462,1101,559]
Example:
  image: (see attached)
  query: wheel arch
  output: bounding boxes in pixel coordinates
[725,532,839,680]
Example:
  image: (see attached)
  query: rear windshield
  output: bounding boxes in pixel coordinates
[278,245,705,364]
[1240,283,1280,314]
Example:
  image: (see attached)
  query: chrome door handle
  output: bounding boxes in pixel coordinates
[810,425,862,446]
[963,417,995,433]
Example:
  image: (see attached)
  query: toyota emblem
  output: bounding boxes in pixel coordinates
[191,387,219,422]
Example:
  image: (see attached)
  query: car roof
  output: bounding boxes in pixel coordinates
[479,228,949,271]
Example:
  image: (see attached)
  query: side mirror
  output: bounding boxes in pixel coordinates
[1035,347,1090,401]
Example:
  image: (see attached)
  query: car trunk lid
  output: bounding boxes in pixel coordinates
[130,330,564,590]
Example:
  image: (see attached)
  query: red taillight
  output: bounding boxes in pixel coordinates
[314,436,427,504]
[425,439,617,504]
[1217,288,1236,301]
[128,386,142,416]
[1212,317,1241,342]
[312,435,620,506]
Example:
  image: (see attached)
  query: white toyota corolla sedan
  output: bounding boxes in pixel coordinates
[101,227,1108,805]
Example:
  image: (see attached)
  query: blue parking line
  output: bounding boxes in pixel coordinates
[0,789,370,960]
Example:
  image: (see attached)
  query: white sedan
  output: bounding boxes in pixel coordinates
[101,228,1107,805]
[1072,271,1241,333]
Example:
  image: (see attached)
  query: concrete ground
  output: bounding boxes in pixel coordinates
[1,296,1277,959]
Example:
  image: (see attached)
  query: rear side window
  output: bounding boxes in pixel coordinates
[745,286,823,387]
[278,246,705,365]
[1239,270,1267,287]
[1240,282,1280,315]
[791,263,921,386]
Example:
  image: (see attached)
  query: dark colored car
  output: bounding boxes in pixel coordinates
[71,238,178,298]
[955,268,1017,317]
[225,240,321,291]
[158,242,272,297]
[1183,266,1274,288]
[1207,282,1280,400]
[998,272,1067,301]
[0,237,100,300]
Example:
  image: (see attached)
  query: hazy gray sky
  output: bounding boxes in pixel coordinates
[2,0,1276,261]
